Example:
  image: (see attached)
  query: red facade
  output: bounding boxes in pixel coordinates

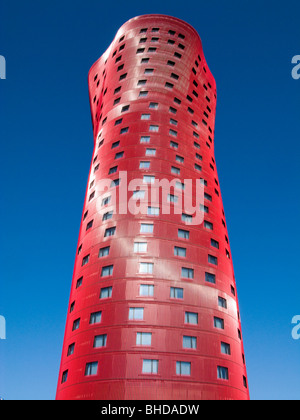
[56,14,250,400]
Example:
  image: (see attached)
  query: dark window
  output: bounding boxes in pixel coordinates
[205,272,216,284]
[217,366,229,380]
[76,277,83,289]
[218,296,227,309]
[104,227,116,237]
[99,246,110,257]
[86,220,94,231]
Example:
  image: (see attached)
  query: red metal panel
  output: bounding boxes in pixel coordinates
[56,14,250,400]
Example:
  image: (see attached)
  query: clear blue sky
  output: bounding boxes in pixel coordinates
[0,0,299,400]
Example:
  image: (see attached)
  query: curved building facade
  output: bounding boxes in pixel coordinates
[56,14,250,400]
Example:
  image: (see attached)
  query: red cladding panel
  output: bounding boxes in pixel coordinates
[56,14,250,400]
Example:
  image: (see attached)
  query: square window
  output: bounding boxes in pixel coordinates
[104,227,116,237]
[140,136,151,143]
[112,141,120,149]
[183,336,197,349]
[178,229,189,239]
[208,254,218,265]
[140,284,154,297]
[205,272,216,284]
[133,190,146,200]
[120,127,129,134]
[171,166,180,175]
[218,296,227,309]
[100,286,112,299]
[76,277,83,289]
[110,179,120,188]
[134,242,148,253]
[185,312,198,324]
[119,73,127,81]
[142,359,158,374]
[141,113,151,120]
[170,287,183,299]
[211,239,219,249]
[165,82,174,89]
[103,211,113,221]
[182,213,193,223]
[136,332,152,346]
[90,311,102,324]
[176,361,191,376]
[182,267,194,279]
[115,151,124,159]
[174,246,186,257]
[101,265,113,277]
[85,362,98,376]
[204,221,213,231]
[147,206,159,216]
[94,334,107,348]
[61,370,68,384]
[214,317,224,330]
[221,342,231,355]
[109,166,118,175]
[146,148,156,156]
[67,343,75,356]
[86,220,93,231]
[145,68,154,75]
[82,254,90,266]
[176,155,184,163]
[72,318,80,331]
[217,366,229,380]
[149,102,158,109]
[140,223,154,233]
[102,196,111,206]
[139,262,154,274]
[140,161,150,169]
[129,307,144,320]
[168,193,178,203]
[143,175,155,184]
[149,125,159,132]
[99,246,110,257]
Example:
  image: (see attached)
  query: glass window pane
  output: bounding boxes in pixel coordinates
[94,334,107,348]
[140,224,153,233]
[140,284,154,296]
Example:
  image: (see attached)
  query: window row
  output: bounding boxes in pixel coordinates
[67,332,231,353]
[74,281,230,310]
[71,308,239,335]
[62,361,247,387]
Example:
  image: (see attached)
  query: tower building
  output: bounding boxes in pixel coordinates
[56,14,249,400]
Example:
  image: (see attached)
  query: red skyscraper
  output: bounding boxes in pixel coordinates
[56,14,249,400]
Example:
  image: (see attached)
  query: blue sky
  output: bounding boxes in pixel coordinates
[0,0,299,400]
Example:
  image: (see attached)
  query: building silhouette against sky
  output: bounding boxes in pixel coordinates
[56,14,250,400]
